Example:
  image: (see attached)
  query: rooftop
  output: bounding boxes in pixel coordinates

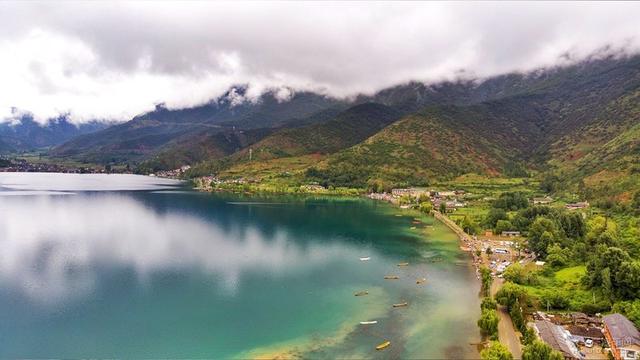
[603,313,640,346]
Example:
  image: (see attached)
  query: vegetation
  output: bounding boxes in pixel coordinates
[481,341,514,360]
[521,340,564,360]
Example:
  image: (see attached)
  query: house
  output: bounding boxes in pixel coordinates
[501,231,521,237]
[533,196,554,205]
[566,202,590,210]
[391,188,428,198]
[567,324,604,344]
[603,314,640,360]
[534,320,584,360]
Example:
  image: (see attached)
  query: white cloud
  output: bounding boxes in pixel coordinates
[0,1,639,124]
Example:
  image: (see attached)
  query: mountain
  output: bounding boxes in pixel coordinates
[51,89,346,164]
[50,53,640,199]
[0,116,109,153]
[229,103,402,162]
[191,54,640,197]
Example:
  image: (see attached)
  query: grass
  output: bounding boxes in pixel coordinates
[554,266,586,284]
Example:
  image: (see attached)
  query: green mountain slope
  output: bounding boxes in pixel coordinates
[51,90,345,164]
[231,103,401,161]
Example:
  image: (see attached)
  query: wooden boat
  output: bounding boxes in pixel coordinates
[376,340,391,350]
[384,275,399,280]
[392,302,408,308]
[397,262,409,266]
[359,257,371,261]
[360,320,378,325]
[354,290,369,296]
[416,277,427,284]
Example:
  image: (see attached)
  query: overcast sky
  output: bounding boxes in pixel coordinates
[1,1,639,124]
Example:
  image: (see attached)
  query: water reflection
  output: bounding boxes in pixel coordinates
[0,194,362,304]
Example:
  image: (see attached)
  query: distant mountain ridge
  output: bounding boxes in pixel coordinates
[47,54,640,198]
[0,116,109,153]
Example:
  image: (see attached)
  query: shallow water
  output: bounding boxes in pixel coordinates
[0,173,481,358]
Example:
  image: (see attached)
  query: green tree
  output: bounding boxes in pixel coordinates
[461,216,480,235]
[503,263,526,284]
[545,244,569,268]
[486,208,508,228]
[480,266,493,296]
[478,309,499,339]
[522,340,564,360]
[419,201,433,214]
[615,261,640,300]
[495,282,527,310]
[481,341,514,360]
[439,202,447,213]
[495,219,514,234]
[528,217,558,258]
[481,297,498,311]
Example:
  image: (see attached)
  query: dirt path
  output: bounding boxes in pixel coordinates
[492,279,522,358]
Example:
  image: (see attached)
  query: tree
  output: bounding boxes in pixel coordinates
[481,341,514,360]
[439,202,447,213]
[503,263,526,284]
[480,266,493,296]
[493,192,529,211]
[615,261,640,300]
[495,219,514,234]
[478,309,499,339]
[632,191,640,214]
[419,201,433,214]
[495,282,527,310]
[545,244,569,268]
[481,297,498,311]
[461,216,480,235]
[528,217,558,258]
[522,340,564,360]
[486,208,508,228]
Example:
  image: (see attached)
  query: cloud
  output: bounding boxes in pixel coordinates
[0,1,639,124]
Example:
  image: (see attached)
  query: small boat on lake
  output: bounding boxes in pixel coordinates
[384,275,399,280]
[376,340,391,350]
[360,320,378,325]
[397,262,409,266]
[416,277,427,284]
[354,290,369,296]
[359,257,371,261]
[392,302,408,307]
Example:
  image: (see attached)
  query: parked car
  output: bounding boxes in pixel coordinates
[585,339,593,348]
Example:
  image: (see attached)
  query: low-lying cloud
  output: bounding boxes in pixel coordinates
[1,1,639,124]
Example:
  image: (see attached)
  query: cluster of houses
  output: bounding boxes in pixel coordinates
[152,165,192,179]
[532,312,640,359]
[369,187,467,210]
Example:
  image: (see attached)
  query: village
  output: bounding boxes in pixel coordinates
[368,186,638,360]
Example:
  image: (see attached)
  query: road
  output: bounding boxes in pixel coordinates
[492,279,522,358]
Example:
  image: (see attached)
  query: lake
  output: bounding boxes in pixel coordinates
[0,173,481,358]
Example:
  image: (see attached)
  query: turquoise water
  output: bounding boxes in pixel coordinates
[0,173,481,358]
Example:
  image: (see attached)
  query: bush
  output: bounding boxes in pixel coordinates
[478,309,500,339]
[481,341,514,360]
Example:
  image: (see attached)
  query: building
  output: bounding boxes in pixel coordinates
[534,320,584,360]
[501,231,521,237]
[603,314,640,360]
[533,196,554,205]
[566,202,590,210]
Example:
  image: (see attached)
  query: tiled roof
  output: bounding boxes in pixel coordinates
[603,313,640,346]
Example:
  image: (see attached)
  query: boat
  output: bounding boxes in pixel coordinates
[384,275,399,279]
[392,302,408,307]
[376,340,391,350]
[416,277,427,284]
[354,290,369,296]
[397,262,409,266]
[359,256,371,261]
[360,320,378,325]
